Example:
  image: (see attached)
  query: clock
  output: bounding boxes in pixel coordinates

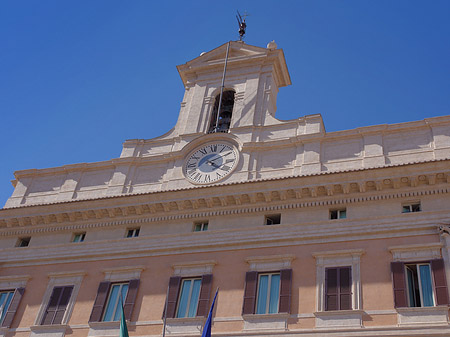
[183,142,239,184]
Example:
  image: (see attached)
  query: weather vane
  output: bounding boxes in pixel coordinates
[236,11,248,41]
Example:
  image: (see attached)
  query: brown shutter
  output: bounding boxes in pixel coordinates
[123,279,140,320]
[89,281,111,322]
[391,262,407,308]
[52,286,73,325]
[165,276,181,319]
[339,267,352,310]
[325,268,338,311]
[2,287,25,328]
[431,259,449,305]
[278,269,292,313]
[196,274,213,317]
[242,271,258,315]
[41,287,62,325]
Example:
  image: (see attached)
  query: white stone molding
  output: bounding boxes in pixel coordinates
[102,266,144,281]
[164,317,204,335]
[397,306,449,326]
[245,254,295,271]
[388,242,442,261]
[34,271,85,328]
[313,249,365,313]
[0,275,30,289]
[172,260,216,277]
[87,321,119,337]
[1,183,449,233]
[30,324,69,337]
[242,313,289,331]
[314,310,364,328]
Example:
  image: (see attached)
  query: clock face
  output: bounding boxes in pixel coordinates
[184,143,238,184]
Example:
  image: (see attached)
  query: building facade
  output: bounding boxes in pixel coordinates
[1,41,450,337]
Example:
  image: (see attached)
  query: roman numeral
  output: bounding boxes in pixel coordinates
[187,163,196,168]
[187,169,196,176]
[219,146,226,153]
[191,156,199,160]
[225,159,234,164]
[209,144,217,152]
[193,172,202,181]
[204,175,211,183]
[199,148,207,155]
[221,165,231,172]
[216,172,223,178]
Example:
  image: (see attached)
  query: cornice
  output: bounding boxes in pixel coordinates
[1,163,449,230]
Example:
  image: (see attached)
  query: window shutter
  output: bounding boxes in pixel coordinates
[431,259,449,305]
[391,262,407,308]
[1,287,24,328]
[124,279,140,320]
[242,271,258,315]
[339,267,352,310]
[279,269,292,313]
[165,276,181,319]
[41,287,62,325]
[89,281,111,322]
[325,268,338,311]
[196,274,213,317]
[52,286,73,325]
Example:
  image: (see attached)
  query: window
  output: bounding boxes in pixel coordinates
[402,203,421,213]
[325,267,352,311]
[16,237,30,247]
[405,263,434,307]
[391,259,448,308]
[126,228,140,238]
[165,274,212,318]
[193,222,208,232]
[0,291,15,324]
[242,269,292,315]
[255,273,280,314]
[41,286,74,325]
[330,209,346,220]
[265,214,281,226]
[103,283,129,322]
[208,90,235,133]
[72,232,86,243]
[0,288,24,327]
[176,278,202,318]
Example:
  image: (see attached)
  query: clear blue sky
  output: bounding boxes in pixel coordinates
[1,0,449,207]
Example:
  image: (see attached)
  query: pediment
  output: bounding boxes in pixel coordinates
[189,41,268,66]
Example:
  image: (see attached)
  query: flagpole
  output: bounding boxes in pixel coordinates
[200,288,219,337]
[162,284,170,337]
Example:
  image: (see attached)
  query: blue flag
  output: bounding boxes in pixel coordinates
[119,300,129,337]
[201,289,218,337]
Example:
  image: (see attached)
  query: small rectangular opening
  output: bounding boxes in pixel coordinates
[193,221,208,232]
[72,232,86,243]
[265,214,281,226]
[16,237,31,247]
[402,202,421,213]
[126,228,140,238]
[330,209,347,220]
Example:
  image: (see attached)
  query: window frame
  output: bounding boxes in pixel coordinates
[72,232,86,243]
[0,290,15,324]
[329,209,347,220]
[102,282,129,322]
[264,214,281,226]
[16,237,30,247]
[193,222,208,232]
[402,202,421,213]
[40,285,74,325]
[255,272,281,314]
[404,262,435,307]
[175,278,202,318]
[126,228,140,238]
[34,271,84,326]
[313,249,364,312]
[324,266,352,311]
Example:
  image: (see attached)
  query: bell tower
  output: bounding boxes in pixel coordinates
[172,40,292,137]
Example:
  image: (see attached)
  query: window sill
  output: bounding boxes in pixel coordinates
[164,317,205,335]
[314,310,363,328]
[396,306,449,326]
[88,321,120,337]
[30,325,69,337]
[242,313,289,331]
